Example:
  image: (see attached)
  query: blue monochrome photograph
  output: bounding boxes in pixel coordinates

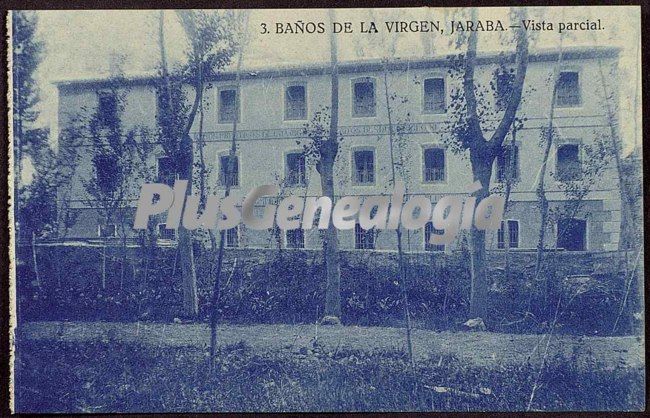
[8,6,645,413]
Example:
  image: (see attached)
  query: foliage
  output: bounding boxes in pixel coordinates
[12,11,43,128]
[16,246,641,336]
[19,142,58,238]
[63,77,139,229]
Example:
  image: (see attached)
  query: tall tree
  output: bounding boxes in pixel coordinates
[156,10,237,318]
[12,10,44,242]
[534,40,565,277]
[208,10,249,361]
[303,10,343,324]
[447,8,529,321]
[70,76,138,290]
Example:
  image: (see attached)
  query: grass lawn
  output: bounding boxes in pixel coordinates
[14,321,645,413]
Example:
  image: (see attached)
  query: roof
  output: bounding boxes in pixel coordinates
[55,45,620,90]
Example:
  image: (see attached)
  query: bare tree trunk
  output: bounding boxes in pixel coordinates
[383,67,414,368]
[534,43,565,280]
[595,58,635,251]
[320,158,342,321]
[177,229,198,317]
[460,8,528,323]
[468,157,492,320]
[320,9,342,323]
[31,231,40,289]
[159,10,198,318]
[101,240,107,290]
[195,58,219,277]
[502,125,518,278]
[210,13,248,358]
[119,216,127,290]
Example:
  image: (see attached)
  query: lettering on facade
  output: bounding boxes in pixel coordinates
[194,122,446,142]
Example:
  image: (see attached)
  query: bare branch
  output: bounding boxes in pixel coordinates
[489,9,529,150]
[461,9,484,147]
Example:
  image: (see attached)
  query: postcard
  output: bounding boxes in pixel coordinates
[8,6,644,412]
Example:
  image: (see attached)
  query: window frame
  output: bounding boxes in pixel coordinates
[354,222,376,250]
[556,217,588,251]
[284,150,307,187]
[494,142,520,183]
[497,219,520,249]
[555,69,582,109]
[351,147,376,186]
[225,226,240,248]
[96,89,118,127]
[217,86,241,124]
[351,77,377,118]
[421,75,447,115]
[421,145,447,184]
[217,151,240,189]
[283,82,308,121]
[424,221,446,252]
[555,141,583,182]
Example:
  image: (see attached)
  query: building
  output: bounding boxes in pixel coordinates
[54,46,622,253]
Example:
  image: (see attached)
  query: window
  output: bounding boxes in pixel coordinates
[355,223,376,250]
[219,88,239,123]
[157,156,176,186]
[157,223,176,240]
[285,152,306,186]
[93,154,120,194]
[98,224,116,238]
[285,84,307,120]
[353,149,375,184]
[556,144,581,181]
[97,91,118,127]
[496,145,519,182]
[555,71,581,107]
[557,218,586,251]
[352,78,376,117]
[423,148,445,182]
[497,220,519,249]
[286,229,305,249]
[225,226,239,248]
[218,155,239,187]
[494,68,515,110]
[424,222,445,252]
[423,77,445,114]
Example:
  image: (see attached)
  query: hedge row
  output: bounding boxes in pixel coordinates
[15,245,642,335]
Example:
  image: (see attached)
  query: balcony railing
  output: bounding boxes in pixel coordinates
[424,167,445,182]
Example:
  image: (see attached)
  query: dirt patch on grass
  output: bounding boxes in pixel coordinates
[18,321,644,370]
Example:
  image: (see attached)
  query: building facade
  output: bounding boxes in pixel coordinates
[55,46,622,253]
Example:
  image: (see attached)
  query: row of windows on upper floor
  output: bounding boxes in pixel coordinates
[156,141,584,188]
[98,216,588,251]
[96,70,583,126]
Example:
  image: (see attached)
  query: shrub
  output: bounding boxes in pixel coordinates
[16,246,641,335]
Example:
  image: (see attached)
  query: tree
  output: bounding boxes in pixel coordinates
[445,8,529,321]
[361,8,417,365]
[533,39,566,277]
[12,10,44,242]
[207,10,249,361]
[19,129,56,239]
[67,75,139,290]
[156,10,237,319]
[301,10,343,324]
